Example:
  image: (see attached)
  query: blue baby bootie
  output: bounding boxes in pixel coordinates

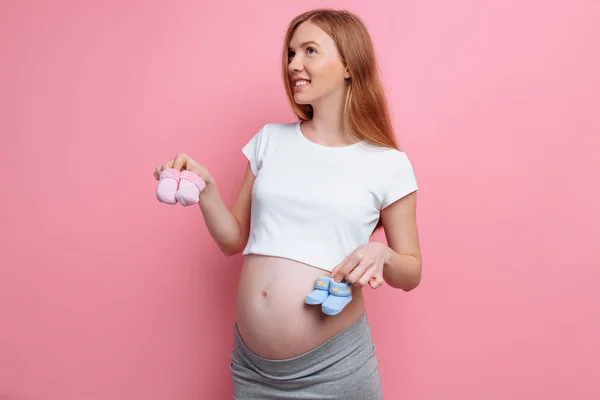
[321,280,353,315]
[305,276,332,305]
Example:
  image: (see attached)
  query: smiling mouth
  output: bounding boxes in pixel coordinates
[293,80,310,87]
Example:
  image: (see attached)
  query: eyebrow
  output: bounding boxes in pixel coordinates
[288,41,320,50]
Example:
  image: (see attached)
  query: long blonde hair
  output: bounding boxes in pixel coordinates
[281,8,400,150]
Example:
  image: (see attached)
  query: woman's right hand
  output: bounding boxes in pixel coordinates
[153,152,214,186]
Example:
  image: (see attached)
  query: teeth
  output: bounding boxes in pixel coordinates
[294,80,310,86]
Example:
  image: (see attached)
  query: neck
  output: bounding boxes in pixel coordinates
[307,88,356,146]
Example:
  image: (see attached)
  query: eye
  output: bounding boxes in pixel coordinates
[288,50,295,59]
[307,47,317,54]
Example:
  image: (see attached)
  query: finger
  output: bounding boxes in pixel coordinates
[355,265,378,287]
[330,257,347,282]
[330,255,350,278]
[153,167,160,180]
[331,256,353,283]
[345,260,372,286]
[172,153,187,171]
[369,275,384,289]
[160,159,174,172]
[333,253,363,283]
[337,253,364,282]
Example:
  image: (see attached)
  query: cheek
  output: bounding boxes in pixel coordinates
[311,61,345,88]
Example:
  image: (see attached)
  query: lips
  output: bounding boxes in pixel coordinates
[292,76,310,81]
[292,78,311,89]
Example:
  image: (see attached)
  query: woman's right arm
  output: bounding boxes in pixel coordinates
[154,152,255,256]
[198,163,255,256]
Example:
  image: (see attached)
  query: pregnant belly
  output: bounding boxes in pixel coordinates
[235,254,365,360]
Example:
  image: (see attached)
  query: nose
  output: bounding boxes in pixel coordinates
[288,53,304,74]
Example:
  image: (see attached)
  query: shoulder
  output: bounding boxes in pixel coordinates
[259,121,298,137]
[365,146,418,207]
[248,121,298,149]
[359,142,413,168]
[245,121,298,152]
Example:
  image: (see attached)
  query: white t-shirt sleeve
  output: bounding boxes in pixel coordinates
[242,125,270,176]
[380,152,418,209]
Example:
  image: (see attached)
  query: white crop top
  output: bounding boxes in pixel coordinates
[241,121,418,272]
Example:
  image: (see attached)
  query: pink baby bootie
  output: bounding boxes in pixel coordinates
[156,168,181,205]
[175,170,206,206]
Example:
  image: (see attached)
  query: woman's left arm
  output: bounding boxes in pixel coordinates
[380,191,422,291]
[330,191,422,292]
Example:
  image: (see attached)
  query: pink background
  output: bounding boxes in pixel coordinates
[1,0,599,399]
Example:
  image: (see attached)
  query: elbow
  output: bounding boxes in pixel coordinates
[220,240,246,257]
[221,245,241,257]
[401,263,422,292]
[221,225,247,257]
[222,248,239,257]
[401,277,420,292]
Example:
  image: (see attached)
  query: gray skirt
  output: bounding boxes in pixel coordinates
[230,312,383,400]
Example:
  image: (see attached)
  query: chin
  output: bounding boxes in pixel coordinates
[293,95,312,105]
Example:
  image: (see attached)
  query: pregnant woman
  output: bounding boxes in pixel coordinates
[153,8,422,400]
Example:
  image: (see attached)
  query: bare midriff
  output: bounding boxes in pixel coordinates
[235,254,365,360]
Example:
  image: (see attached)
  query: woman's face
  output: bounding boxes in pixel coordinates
[287,21,350,105]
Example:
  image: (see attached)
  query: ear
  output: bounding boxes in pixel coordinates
[344,67,351,79]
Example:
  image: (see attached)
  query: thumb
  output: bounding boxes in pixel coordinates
[172,153,187,171]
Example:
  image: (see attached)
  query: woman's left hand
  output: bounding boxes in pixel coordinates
[330,242,390,289]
